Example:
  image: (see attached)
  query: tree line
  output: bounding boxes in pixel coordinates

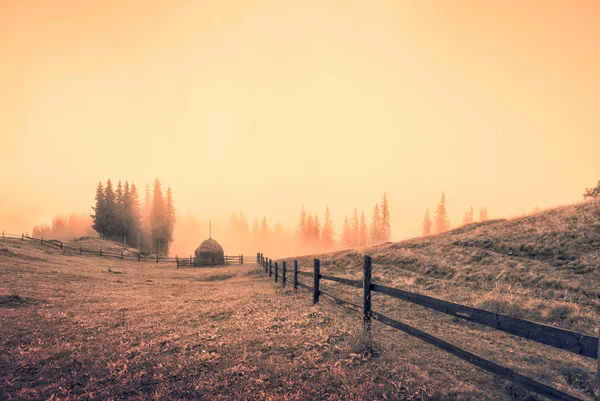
[422,192,489,236]
[31,212,96,241]
[91,178,176,255]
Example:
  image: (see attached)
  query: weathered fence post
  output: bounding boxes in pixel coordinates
[99,248,102,257]
[269,259,272,277]
[190,255,192,265]
[60,242,63,250]
[293,260,298,292]
[313,258,320,304]
[241,254,243,265]
[21,233,24,240]
[156,254,159,263]
[363,255,372,332]
[138,253,141,262]
[596,332,600,400]
[41,237,44,244]
[282,261,286,287]
[257,253,260,264]
[275,262,279,283]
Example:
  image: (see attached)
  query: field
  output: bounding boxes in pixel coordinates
[1,200,599,400]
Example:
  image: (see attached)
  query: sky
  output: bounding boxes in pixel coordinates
[1,0,599,243]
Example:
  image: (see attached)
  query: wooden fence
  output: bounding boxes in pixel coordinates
[0,232,246,268]
[255,253,600,401]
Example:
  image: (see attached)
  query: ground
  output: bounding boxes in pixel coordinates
[1,201,599,400]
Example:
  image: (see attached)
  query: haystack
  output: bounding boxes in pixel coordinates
[194,238,225,266]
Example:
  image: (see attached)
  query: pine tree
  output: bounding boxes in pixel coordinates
[260,215,269,242]
[370,204,381,244]
[104,179,117,239]
[251,218,259,238]
[298,207,307,243]
[165,186,176,248]
[151,179,167,254]
[479,207,489,222]
[313,214,321,247]
[462,206,474,225]
[91,181,106,237]
[140,183,152,252]
[128,183,142,248]
[380,193,391,242]
[341,217,352,248]
[359,212,368,246]
[351,207,359,246]
[434,193,450,234]
[306,213,314,244]
[422,209,432,236]
[321,207,335,250]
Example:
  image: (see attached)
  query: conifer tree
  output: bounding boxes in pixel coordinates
[351,207,359,246]
[165,186,176,248]
[462,206,474,225]
[434,193,450,234]
[321,207,335,250]
[298,207,307,245]
[370,204,381,244]
[359,212,368,246]
[91,181,106,237]
[380,193,391,242]
[140,183,152,252]
[151,179,167,254]
[422,209,432,236]
[341,217,352,248]
[104,179,117,238]
[479,207,489,222]
[260,215,269,242]
[251,218,259,238]
[128,183,142,248]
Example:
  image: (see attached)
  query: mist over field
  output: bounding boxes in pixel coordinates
[1,1,600,401]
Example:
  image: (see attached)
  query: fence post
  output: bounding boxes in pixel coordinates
[22,233,24,240]
[293,260,298,292]
[363,255,372,332]
[41,237,44,244]
[241,254,243,265]
[60,242,63,250]
[269,259,272,277]
[275,262,279,283]
[257,253,259,264]
[282,261,287,287]
[138,253,141,262]
[190,255,192,265]
[80,247,82,255]
[99,249,102,257]
[176,256,179,268]
[121,251,123,259]
[156,254,159,264]
[596,332,599,401]
[313,258,320,304]
[264,260,268,273]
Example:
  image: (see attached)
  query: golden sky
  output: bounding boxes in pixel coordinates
[1,0,599,241]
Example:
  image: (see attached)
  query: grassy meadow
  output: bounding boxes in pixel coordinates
[1,199,599,400]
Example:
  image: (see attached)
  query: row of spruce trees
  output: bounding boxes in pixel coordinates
[422,193,489,236]
[91,179,176,255]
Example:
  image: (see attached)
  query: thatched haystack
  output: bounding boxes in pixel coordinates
[194,238,225,266]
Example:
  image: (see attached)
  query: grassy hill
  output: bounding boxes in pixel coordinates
[291,199,600,335]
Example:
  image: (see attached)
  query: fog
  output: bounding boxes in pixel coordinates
[1,1,599,257]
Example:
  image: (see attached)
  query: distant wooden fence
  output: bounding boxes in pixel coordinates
[255,252,600,401]
[0,232,246,268]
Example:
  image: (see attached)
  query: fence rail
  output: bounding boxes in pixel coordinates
[256,252,599,401]
[1,233,247,268]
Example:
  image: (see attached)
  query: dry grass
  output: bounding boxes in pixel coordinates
[1,200,598,400]
[285,199,600,401]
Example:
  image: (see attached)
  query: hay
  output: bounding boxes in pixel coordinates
[194,238,225,266]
